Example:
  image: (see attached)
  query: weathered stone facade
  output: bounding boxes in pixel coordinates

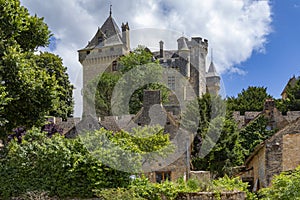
[239,117,300,191]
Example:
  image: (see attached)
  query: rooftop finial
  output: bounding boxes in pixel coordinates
[211,48,214,62]
[109,4,112,16]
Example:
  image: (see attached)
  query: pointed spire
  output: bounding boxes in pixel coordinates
[206,48,219,77]
[109,4,112,16]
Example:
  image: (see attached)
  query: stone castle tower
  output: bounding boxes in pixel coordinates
[78,8,130,115]
[78,8,220,116]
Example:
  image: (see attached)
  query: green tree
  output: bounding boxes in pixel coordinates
[1,47,58,134]
[277,76,300,114]
[239,115,274,157]
[0,0,73,136]
[119,46,155,73]
[118,46,169,114]
[192,117,245,177]
[91,46,170,116]
[81,125,174,172]
[0,128,130,198]
[85,72,121,117]
[35,52,74,119]
[182,94,243,177]
[0,0,50,52]
[227,86,271,114]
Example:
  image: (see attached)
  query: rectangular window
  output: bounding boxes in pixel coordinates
[155,171,171,183]
[112,61,118,71]
[168,76,175,90]
[110,47,114,51]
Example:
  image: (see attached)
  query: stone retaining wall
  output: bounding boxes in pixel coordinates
[176,191,246,200]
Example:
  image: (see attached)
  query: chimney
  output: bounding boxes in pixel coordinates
[159,40,164,58]
[264,99,275,112]
[143,90,161,109]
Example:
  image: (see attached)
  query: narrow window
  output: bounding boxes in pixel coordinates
[112,61,117,71]
[168,76,175,90]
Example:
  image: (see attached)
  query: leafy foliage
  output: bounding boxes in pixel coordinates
[227,86,272,114]
[277,76,300,114]
[119,46,156,73]
[182,94,244,177]
[85,72,121,117]
[0,128,131,199]
[213,176,257,200]
[192,117,245,177]
[259,165,300,200]
[0,0,50,52]
[89,46,170,116]
[0,0,73,137]
[81,126,174,172]
[35,52,74,119]
[239,115,274,157]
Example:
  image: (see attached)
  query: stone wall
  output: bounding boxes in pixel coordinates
[189,171,210,183]
[176,192,246,200]
[265,134,283,186]
[282,134,300,171]
[246,145,266,189]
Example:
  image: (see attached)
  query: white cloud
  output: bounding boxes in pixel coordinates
[20,0,272,117]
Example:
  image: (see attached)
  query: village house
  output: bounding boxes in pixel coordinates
[238,117,300,191]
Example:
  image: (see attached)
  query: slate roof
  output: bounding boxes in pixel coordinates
[206,61,219,77]
[82,14,123,50]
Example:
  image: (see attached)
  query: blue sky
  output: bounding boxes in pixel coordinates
[223,0,300,98]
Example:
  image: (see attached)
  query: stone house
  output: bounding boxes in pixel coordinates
[238,117,300,191]
[233,99,300,130]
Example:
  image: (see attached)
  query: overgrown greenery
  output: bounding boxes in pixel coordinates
[227,86,272,115]
[87,46,170,117]
[0,0,73,138]
[0,125,174,199]
[239,115,274,157]
[182,94,245,177]
[0,128,130,198]
[259,165,300,200]
[95,176,256,200]
[276,76,300,114]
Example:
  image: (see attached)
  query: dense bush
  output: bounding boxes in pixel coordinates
[259,166,300,200]
[0,128,130,199]
[213,176,257,200]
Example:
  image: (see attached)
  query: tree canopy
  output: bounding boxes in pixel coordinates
[227,86,271,114]
[89,46,170,117]
[0,0,73,136]
[277,76,300,114]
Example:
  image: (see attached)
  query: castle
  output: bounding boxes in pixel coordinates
[78,8,220,116]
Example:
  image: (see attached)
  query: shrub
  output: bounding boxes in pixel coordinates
[0,128,130,199]
[259,166,300,200]
[213,175,257,200]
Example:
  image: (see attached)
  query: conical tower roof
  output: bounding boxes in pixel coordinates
[100,14,121,39]
[206,61,219,77]
[82,7,122,49]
